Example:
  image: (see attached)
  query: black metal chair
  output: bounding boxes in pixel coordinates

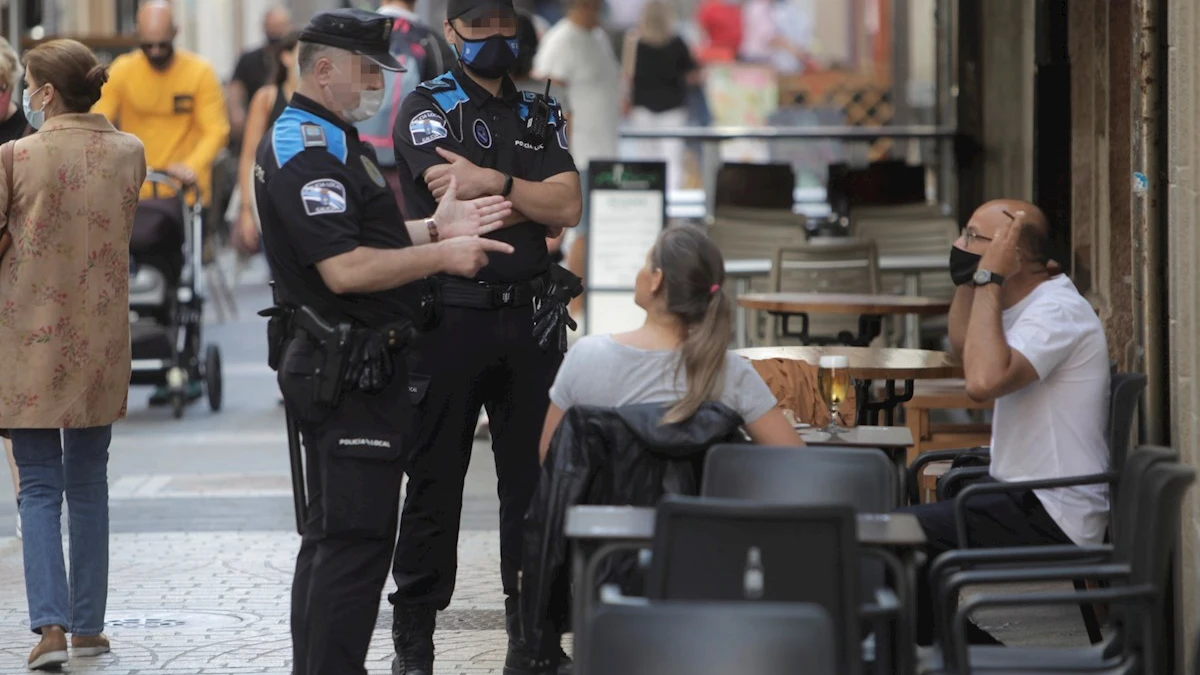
[924,450,1193,675]
[701,444,910,673]
[906,371,1146,645]
[644,496,864,675]
[586,601,839,675]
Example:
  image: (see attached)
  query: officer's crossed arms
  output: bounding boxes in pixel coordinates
[316,175,516,294]
[424,147,580,234]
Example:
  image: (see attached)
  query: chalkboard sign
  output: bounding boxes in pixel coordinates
[583,160,667,335]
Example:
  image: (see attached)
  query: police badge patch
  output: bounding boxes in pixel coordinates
[410,110,448,146]
[361,155,387,187]
[473,119,492,149]
[300,179,348,216]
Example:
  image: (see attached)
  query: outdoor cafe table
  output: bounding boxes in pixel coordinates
[736,346,963,426]
[737,292,951,347]
[726,254,949,348]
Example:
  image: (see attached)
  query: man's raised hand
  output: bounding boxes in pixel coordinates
[433,176,514,239]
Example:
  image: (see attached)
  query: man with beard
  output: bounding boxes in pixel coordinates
[92,0,230,405]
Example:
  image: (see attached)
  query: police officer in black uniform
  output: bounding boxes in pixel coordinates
[387,0,583,673]
[254,9,521,675]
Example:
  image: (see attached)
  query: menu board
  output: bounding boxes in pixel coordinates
[584,161,667,335]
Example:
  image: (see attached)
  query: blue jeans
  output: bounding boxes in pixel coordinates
[11,427,112,635]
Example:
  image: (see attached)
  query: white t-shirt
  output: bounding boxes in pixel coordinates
[532,20,621,172]
[989,275,1111,546]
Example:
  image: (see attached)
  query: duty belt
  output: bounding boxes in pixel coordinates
[437,276,543,310]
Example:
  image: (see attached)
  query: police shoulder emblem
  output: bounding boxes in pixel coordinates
[301,123,327,148]
[361,155,387,188]
[300,179,347,216]
[410,110,448,146]
[473,119,492,149]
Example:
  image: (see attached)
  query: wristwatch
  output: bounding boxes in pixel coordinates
[425,217,439,243]
[500,173,513,197]
[972,269,1005,287]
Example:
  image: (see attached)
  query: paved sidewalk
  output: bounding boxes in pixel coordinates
[0,530,532,674]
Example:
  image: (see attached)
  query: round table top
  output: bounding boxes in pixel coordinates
[737,292,952,316]
[735,346,963,380]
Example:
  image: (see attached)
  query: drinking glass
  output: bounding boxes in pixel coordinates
[817,355,851,433]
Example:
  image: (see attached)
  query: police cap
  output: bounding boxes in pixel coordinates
[299,8,405,72]
[448,0,517,23]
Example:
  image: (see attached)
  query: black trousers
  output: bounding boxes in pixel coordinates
[391,304,563,609]
[280,339,411,675]
[897,482,1073,646]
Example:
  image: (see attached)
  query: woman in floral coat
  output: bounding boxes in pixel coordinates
[0,39,146,671]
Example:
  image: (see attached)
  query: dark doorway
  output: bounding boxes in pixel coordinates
[1033,0,1072,269]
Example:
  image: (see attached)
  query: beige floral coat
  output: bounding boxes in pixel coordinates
[0,114,147,429]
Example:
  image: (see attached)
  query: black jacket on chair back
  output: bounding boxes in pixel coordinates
[519,402,745,653]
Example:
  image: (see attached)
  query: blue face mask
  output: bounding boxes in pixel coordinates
[22,85,46,130]
[454,30,520,79]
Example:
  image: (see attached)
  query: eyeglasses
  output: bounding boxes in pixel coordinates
[963,229,994,246]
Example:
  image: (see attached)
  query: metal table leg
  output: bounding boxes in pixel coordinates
[735,276,751,348]
[855,379,917,426]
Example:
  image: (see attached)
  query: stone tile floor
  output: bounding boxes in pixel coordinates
[0,531,532,674]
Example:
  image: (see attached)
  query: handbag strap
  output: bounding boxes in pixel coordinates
[2,140,13,215]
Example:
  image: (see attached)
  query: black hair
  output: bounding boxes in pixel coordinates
[270,31,301,88]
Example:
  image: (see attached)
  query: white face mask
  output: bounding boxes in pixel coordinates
[341,88,384,122]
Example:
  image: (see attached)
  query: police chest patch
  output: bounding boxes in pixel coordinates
[556,125,569,150]
[300,179,347,216]
[361,155,387,187]
[473,119,492,149]
[410,110,448,146]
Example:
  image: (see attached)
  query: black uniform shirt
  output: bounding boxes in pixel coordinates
[392,65,577,283]
[255,93,418,327]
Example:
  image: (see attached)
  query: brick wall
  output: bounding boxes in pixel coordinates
[1166,0,1200,659]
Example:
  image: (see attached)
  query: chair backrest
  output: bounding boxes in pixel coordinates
[1107,372,1147,476]
[708,217,809,268]
[714,205,808,228]
[1124,458,1195,673]
[701,444,890,614]
[849,203,945,222]
[714,162,796,210]
[702,444,895,510]
[853,216,959,298]
[587,601,838,675]
[646,495,861,675]
[771,238,881,296]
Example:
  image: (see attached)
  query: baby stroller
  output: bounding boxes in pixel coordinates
[128,172,223,419]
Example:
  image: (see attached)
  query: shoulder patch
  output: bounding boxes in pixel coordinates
[301,123,327,148]
[410,110,448,146]
[418,76,455,92]
[419,72,469,115]
[300,179,348,216]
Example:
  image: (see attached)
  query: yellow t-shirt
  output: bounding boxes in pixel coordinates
[92,49,230,206]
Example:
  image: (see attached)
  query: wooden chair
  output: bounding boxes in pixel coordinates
[767,239,880,346]
[896,379,993,502]
[852,216,959,299]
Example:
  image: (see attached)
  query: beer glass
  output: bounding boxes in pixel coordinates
[817,355,851,432]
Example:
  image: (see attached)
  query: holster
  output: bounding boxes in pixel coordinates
[418,277,443,332]
[291,306,352,408]
[259,305,293,372]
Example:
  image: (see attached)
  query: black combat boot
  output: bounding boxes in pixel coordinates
[391,603,436,675]
[503,595,572,675]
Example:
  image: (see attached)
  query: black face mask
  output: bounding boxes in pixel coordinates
[454,29,521,80]
[949,246,983,286]
[142,44,175,71]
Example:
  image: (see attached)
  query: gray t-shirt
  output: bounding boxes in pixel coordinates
[549,335,779,424]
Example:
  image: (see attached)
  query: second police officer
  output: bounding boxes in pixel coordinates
[254,9,521,675]
[388,0,583,672]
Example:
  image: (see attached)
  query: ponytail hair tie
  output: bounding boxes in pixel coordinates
[709,284,720,294]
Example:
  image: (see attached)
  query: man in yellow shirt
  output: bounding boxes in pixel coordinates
[93,0,230,207]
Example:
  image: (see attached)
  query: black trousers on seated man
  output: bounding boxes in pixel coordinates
[281,339,412,675]
[897,479,1073,646]
[391,302,562,650]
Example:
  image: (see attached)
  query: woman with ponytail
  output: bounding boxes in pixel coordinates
[539,226,801,460]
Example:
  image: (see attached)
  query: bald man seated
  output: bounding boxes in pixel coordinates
[899,200,1111,646]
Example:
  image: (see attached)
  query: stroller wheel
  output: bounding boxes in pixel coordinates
[171,392,185,419]
[205,345,223,412]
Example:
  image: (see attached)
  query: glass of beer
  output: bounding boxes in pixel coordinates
[818,355,851,433]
